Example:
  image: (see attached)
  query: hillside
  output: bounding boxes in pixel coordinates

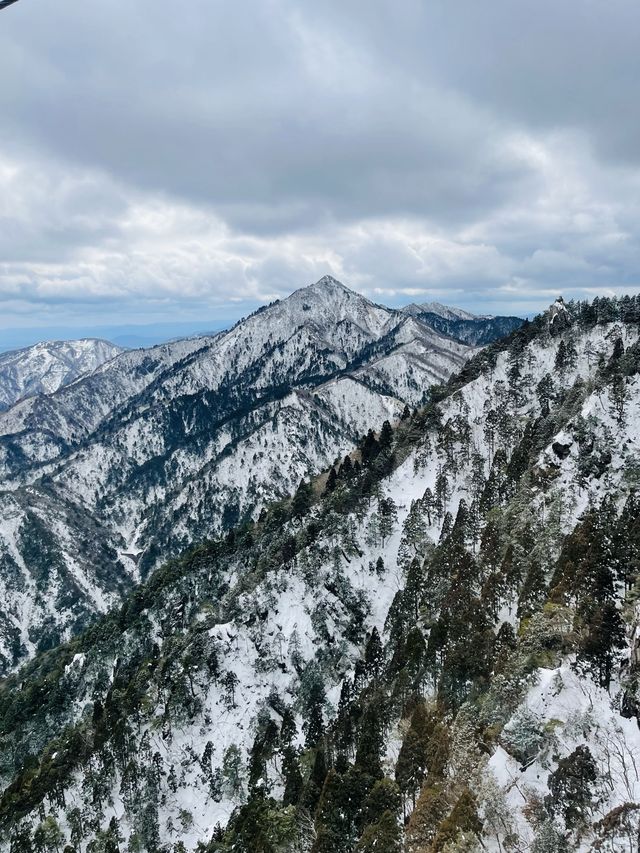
[1,294,640,852]
[402,302,524,347]
[0,277,473,673]
[0,339,123,412]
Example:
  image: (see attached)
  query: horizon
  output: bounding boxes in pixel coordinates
[0,276,559,352]
[2,2,640,347]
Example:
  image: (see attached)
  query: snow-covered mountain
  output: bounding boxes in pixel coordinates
[403,301,481,322]
[0,338,123,412]
[0,277,474,672]
[1,293,640,853]
[402,301,524,346]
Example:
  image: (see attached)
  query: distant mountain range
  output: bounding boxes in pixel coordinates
[2,291,639,853]
[403,300,524,346]
[0,338,123,412]
[0,277,507,671]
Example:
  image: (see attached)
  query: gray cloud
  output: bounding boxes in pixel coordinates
[0,0,639,336]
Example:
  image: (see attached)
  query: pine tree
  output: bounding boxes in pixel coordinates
[517,560,547,619]
[395,727,427,810]
[422,487,436,526]
[302,747,327,813]
[355,811,401,853]
[282,746,303,806]
[554,340,568,373]
[292,479,313,519]
[431,788,482,852]
[374,556,385,578]
[335,679,355,756]
[340,455,354,478]
[355,701,384,780]
[403,558,425,622]
[406,783,448,850]
[537,375,556,415]
[312,769,356,853]
[576,601,625,690]
[610,374,628,425]
[325,468,338,494]
[223,671,239,708]
[222,744,245,799]
[361,778,401,826]
[33,818,63,853]
[435,470,450,521]
[364,628,383,679]
[378,497,398,546]
[301,667,326,749]
[361,430,380,464]
[545,745,597,830]
[378,420,394,451]
[398,499,429,567]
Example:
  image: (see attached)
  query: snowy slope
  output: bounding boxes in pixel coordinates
[0,339,123,412]
[403,301,483,322]
[402,301,524,346]
[0,277,475,674]
[2,297,640,852]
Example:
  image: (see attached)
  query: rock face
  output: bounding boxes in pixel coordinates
[0,338,123,412]
[2,294,640,853]
[0,277,475,671]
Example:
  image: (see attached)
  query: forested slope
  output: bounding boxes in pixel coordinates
[2,295,640,852]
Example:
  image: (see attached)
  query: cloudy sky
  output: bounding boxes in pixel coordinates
[1,0,640,346]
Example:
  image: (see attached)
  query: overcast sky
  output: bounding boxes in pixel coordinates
[1,0,640,345]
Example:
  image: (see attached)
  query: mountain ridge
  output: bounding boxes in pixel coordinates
[0,278,475,673]
[0,338,124,413]
[2,293,640,852]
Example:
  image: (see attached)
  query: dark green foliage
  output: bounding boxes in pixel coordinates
[222,790,299,853]
[431,788,482,852]
[3,291,640,853]
[545,745,597,829]
[292,479,313,518]
[354,701,384,780]
[355,810,401,853]
[312,768,365,853]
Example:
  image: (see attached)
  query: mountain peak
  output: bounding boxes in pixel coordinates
[295,275,360,304]
[309,274,348,290]
[272,275,390,334]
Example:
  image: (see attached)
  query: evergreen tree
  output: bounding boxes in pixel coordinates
[406,783,448,850]
[355,811,401,853]
[545,745,597,830]
[361,430,380,464]
[324,468,338,494]
[517,560,547,619]
[364,628,383,679]
[378,420,394,452]
[610,374,628,425]
[431,789,482,852]
[355,701,384,780]
[292,479,313,519]
[282,746,303,806]
[312,770,356,853]
[395,727,427,810]
[378,497,398,547]
[340,455,354,479]
[222,671,239,708]
[554,339,568,373]
[300,664,326,749]
[576,600,625,690]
